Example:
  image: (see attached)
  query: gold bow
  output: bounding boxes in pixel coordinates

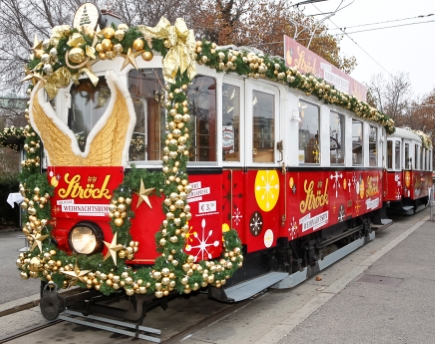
[138,17,196,84]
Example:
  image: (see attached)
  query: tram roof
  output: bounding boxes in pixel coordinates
[389,127,422,142]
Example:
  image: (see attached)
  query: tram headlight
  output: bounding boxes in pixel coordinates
[68,222,103,255]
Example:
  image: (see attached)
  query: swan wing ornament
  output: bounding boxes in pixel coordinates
[29,70,136,167]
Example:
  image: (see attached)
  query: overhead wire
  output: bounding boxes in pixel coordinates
[310,2,393,77]
[328,13,434,31]
[332,19,435,36]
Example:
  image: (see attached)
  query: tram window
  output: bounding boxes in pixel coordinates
[252,90,274,162]
[68,77,110,152]
[128,68,166,161]
[352,120,363,165]
[298,101,319,164]
[405,143,410,169]
[421,147,424,170]
[188,75,217,162]
[415,145,419,169]
[222,84,240,162]
[395,141,401,169]
[369,125,377,166]
[330,112,344,165]
[387,141,392,169]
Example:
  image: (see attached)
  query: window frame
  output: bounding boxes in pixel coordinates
[245,80,280,167]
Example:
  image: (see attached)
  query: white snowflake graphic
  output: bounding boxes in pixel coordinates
[232,207,243,226]
[330,171,343,198]
[288,217,297,240]
[250,212,263,236]
[185,218,219,261]
[256,171,279,210]
[352,173,359,196]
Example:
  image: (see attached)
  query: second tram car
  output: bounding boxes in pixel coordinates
[385,127,433,215]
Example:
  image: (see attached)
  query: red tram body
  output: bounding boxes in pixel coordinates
[386,127,433,215]
[12,4,433,324]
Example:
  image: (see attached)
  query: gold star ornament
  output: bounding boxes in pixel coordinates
[61,261,91,287]
[29,233,48,252]
[121,48,141,71]
[135,179,155,209]
[103,232,124,266]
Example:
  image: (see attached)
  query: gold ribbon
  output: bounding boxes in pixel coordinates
[44,67,72,100]
[138,17,196,84]
[50,25,71,46]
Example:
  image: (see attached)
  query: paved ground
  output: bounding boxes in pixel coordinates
[0,208,434,343]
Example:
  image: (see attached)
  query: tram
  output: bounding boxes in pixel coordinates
[385,127,433,214]
[10,3,431,323]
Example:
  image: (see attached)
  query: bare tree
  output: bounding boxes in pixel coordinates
[366,72,412,124]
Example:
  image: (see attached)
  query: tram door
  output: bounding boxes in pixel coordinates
[243,80,282,253]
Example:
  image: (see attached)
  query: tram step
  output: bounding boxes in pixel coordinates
[381,219,393,225]
[403,206,414,211]
[209,271,288,302]
[59,310,161,342]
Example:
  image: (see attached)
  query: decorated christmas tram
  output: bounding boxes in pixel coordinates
[12,3,432,325]
[385,127,433,215]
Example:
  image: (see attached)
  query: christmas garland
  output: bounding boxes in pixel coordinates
[414,130,432,150]
[15,16,395,298]
[0,126,26,152]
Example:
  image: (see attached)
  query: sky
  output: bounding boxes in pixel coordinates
[300,0,435,98]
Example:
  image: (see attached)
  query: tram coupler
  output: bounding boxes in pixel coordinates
[40,282,65,321]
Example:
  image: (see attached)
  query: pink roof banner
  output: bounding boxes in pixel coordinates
[284,35,367,102]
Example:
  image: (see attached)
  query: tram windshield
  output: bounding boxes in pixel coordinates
[68,77,111,152]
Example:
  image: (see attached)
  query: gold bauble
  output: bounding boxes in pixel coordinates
[155,291,163,298]
[104,27,115,39]
[114,218,124,227]
[20,271,29,279]
[113,43,123,54]
[114,30,125,41]
[133,38,144,51]
[118,23,129,31]
[125,288,135,296]
[101,38,113,51]
[98,52,107,60]
[141,51,153,61]
[69,47,85,64]
[106,51,115,60]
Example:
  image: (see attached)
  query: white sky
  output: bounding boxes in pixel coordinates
[301,0,435,98]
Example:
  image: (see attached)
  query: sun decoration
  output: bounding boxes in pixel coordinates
[254,170,280,212]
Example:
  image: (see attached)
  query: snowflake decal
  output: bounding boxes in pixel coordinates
[222,173,243,221]
[249,211,263,236]
[338,204,345,222]
[330,171,343,198]
[232,207,243,226]
[289,217,297,240]
[185,219,219,261]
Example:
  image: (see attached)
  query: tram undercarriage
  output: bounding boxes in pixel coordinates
[209,212,382,302]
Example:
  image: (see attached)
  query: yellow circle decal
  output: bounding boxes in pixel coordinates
[405,171,411,188]
[255,170,280,212]
[359,179,365,199]
[343,178,347,190]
